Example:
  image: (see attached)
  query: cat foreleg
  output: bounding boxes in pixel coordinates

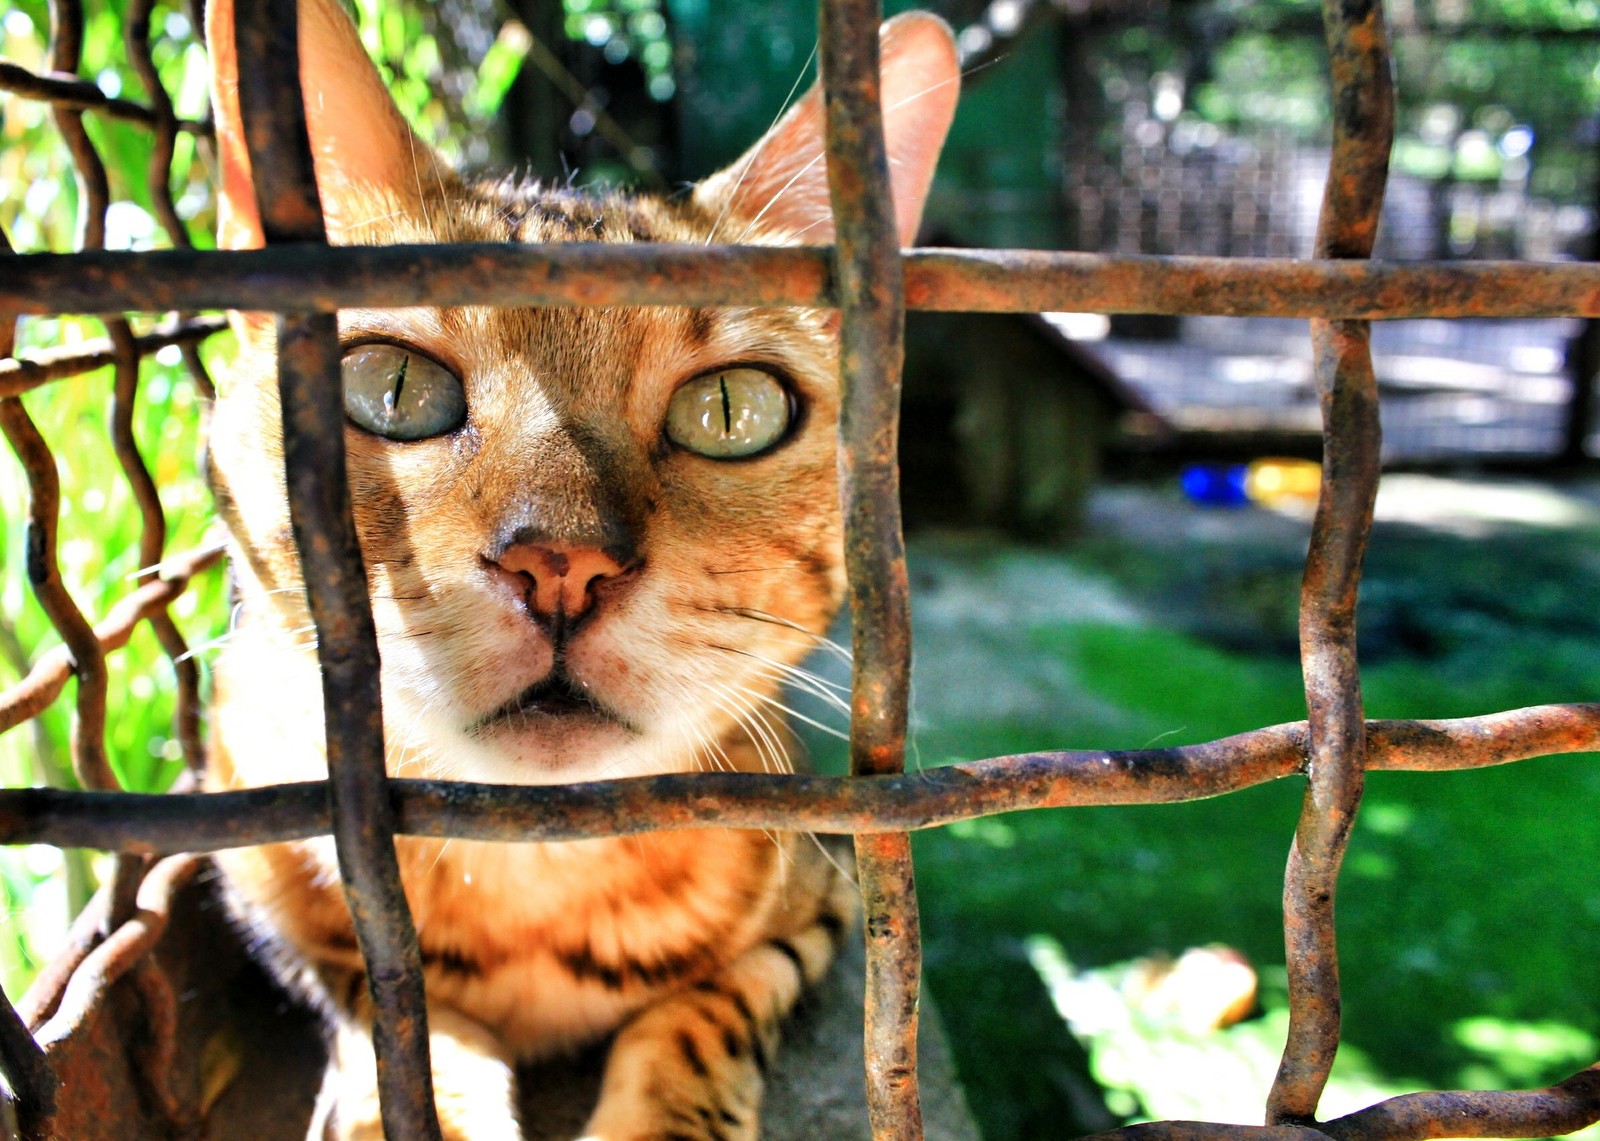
[578,877,851,1141]
[311,998,522,1141]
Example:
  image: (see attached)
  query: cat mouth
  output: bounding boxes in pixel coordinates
[469,670,631,736]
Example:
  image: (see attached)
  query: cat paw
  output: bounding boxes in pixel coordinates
[575,1105,757,1141]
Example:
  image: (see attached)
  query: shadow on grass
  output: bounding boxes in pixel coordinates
[816,491,1600,1140]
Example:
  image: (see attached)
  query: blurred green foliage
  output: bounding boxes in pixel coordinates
[0,0,535,1000]
[1,0,227,1000]
[1184,0,1600,200]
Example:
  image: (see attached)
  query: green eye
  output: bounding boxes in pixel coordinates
[665,368,792,458]
[342,344,465,441]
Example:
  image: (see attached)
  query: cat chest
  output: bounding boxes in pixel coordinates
[417,834,780,1053]
[240,831,781,1056]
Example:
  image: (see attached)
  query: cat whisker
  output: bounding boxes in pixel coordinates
[407,123,442,240]
[751,668,851,721]
[806,833,861,893]
[704,39,819,247]
[731,148,831,245]
[733,683,849,743]
[376,628,440,642]
[728,647,850,696]
[123,540,229,581]
[705,606,853,664]
[733,66,974,246]
[668,689,734,776]
[716,682,795,776]
[717,650,851,717]
[176,621,320,663]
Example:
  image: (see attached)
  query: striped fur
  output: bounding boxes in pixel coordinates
[203,1,956,1137]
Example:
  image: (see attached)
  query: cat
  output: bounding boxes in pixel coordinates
[201,1,957,1138]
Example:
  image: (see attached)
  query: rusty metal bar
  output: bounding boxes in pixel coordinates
[1082,1064,1600,1141]
[229,3,440,1137]
[0,245,58,1141]
[3,703,1600,853]
[17,245,1600,318]
[0,280,54,1141]
[0,400,116,793]
[1,3,1598,1140]
[31,854,199,1054]
[111,1,209,774]
[1085,1061,1600,1141]
[819,0,922,1137]
[0,544,223,735]
[105,324,204,771]
[47,0,107,251]
[0,990,55,1141]
[0,60,210,135]
[124,0,189,248]
[37,0,165,941]
[120,1,219,403]
[0,317,227,396]
[1269,0,1394,1123]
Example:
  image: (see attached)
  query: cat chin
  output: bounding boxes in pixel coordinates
[400,713,682,787]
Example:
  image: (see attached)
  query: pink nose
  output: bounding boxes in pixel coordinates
[493,543,630,623]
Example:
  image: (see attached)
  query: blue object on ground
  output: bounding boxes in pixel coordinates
[1180,463,1251,507]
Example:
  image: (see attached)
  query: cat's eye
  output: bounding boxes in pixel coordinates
[665,368,792,459]
[341,344,466,441]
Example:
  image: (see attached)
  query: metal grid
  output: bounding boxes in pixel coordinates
[2,1,1600,1140]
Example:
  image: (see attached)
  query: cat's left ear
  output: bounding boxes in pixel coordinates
[695,12,960,246]
[207,0,449,249]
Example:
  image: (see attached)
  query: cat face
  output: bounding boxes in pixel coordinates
[205,0,957,784]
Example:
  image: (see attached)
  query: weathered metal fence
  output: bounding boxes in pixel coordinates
[2,1,1600,1139]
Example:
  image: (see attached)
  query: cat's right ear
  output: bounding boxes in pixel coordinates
[694,13,960,246]
[207,0,447,250]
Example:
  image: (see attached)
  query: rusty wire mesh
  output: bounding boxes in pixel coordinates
[2,1,1600,1140]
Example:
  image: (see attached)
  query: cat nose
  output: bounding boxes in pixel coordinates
[492,542,634,626]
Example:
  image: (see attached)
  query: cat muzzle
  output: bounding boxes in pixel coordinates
[469,668,631,736]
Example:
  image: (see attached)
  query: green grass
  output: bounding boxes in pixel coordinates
[895,515,1600,1139]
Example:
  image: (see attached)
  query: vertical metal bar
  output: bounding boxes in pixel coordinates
[36,0,115,800]
[124,0,187,246]
[46,0,107,251]
[230,4,441,1138]
[818,2,922,1138]
[118,0,207,772]
[1267,0,1393,1124]
[0,239,58,1141]
[0,399,115,795]
[0,993,55,1141]
[107,323,205,775]
[125,0,219,408]
[46,0,161,929]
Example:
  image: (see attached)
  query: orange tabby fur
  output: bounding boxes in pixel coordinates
[202,2,958,1138]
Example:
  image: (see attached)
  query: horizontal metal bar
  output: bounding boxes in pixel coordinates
[1083,1061,1600,1141]
[10,245,1600,318]
[0,59,211,134]
[0,317,226,397]
[3,704,1595,853]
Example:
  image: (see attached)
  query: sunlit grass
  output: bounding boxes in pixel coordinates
[895,526,1600,1140]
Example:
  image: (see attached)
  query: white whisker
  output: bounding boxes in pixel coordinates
[734,684,849,743]
[705,40,819,247]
